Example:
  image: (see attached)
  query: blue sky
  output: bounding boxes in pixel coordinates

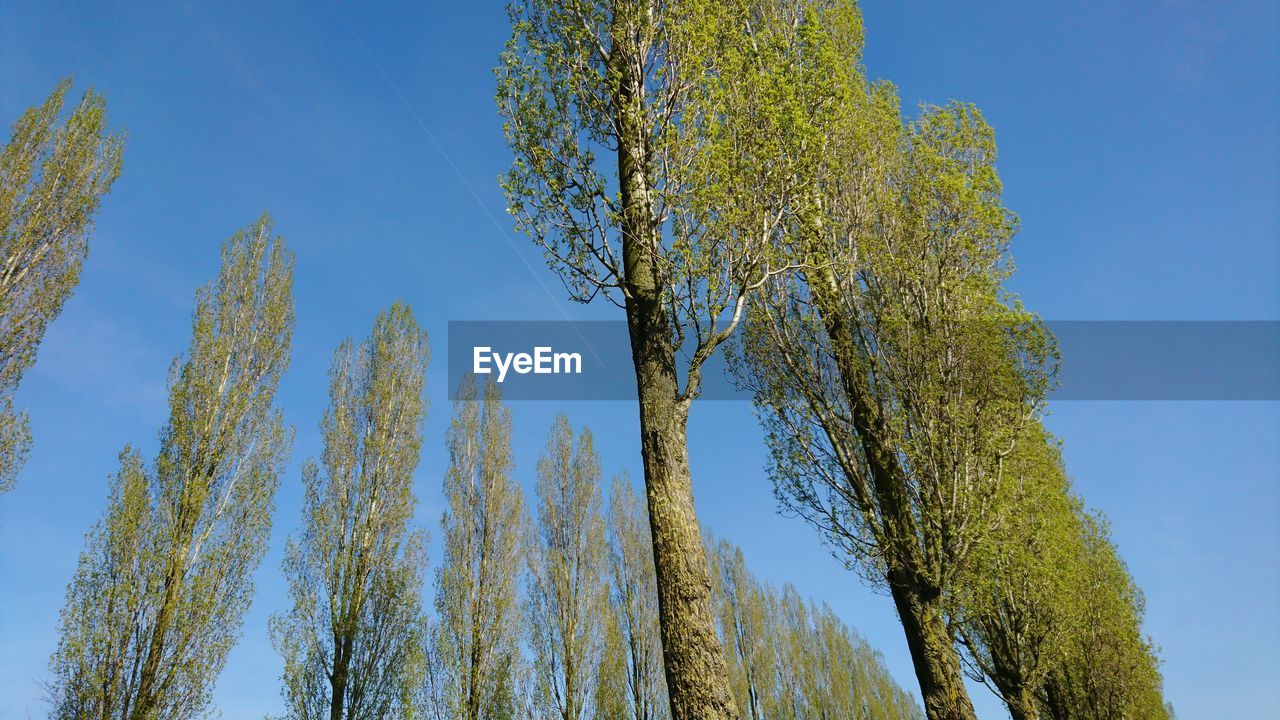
[1,1,1277,718]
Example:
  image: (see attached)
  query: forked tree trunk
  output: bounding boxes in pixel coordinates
[627,307,738,720]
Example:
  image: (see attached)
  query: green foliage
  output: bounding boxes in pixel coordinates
[48,215,294,719]
[725,1,1056,590]
[0,77,123,492]
[1040,513,1170,720]
[432,376,527,720]
[526,416,606,720]
[714,5,1172,717]
[271,303,431,720]
[952,424,1087,720]
[497,0,823,396]
[601,477,668,720]
[496,5,885,716]
[715,4,1064,719]
[593,607,632,720]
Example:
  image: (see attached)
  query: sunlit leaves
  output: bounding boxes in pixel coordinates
[272,303,431,720]
[0,78,123,492]
[48,216,294,719]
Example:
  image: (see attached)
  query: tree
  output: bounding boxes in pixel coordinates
[433,376,527,720]
[593,608,632,720]
[497,1,824,714]
[720,5,1058,717]
[1039,512,1170,720]
[707,539,772,720]
[526,416,606,720]
[804,601,924,720]
[271,303,431,720]
[953,424,1086,720]
[603,477,668,720]
[47,215,294,719]
[734,102,1053,720]
[0,77,123,493]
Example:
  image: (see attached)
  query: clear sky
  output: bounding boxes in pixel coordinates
[1,2,1277,718]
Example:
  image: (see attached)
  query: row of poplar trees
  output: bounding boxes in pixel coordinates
[495,1,1172,720]
[2,0,1176,718]
[31,212,923,720]
[0,81,922,717]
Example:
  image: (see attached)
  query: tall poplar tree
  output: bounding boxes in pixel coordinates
[719,4,1059,718]
[952,424,1088,720]
[271,303,431,720]
[526,416,606,720]
[0,77,123,492]
[497,2,821,714]
[47,215,294,719]
[603,477,667,720]
[432,376,526,720]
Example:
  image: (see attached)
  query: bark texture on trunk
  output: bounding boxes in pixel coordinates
[628,316,738,720]
[983,639,1040,720]
[330,633,350,720]
[888,577,978,720]
[612,23,738,717]
[1003,689,1039,720]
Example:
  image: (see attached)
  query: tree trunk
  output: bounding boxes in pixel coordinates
[983,639,1041,720]
[628,326,738,720]
[131,495,201,720]
[621,231,737,720]
[1003,687,1040,720]
[1041,676,1071,720]
[887,577,978,720]
[330,632,349,720]
[610,11,738,720]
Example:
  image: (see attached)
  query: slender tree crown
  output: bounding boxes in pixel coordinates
[526,416,606,720]
[601,477,668,720]
[48,215,293,720]
[272,302,431,720]
[431,375,527,720]
[0,77,123,492]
